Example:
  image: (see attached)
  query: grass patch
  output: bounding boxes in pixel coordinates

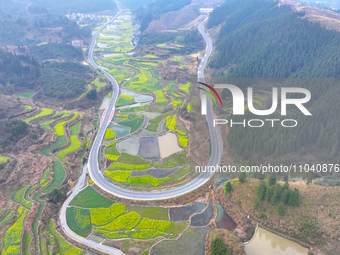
[56,135,82,163]
[171,56,183,62]
[66,207,92,237]
[48,219,83,255]
[2,206,28,255]
[105,128,116,140]
[24,108,53,123]
[146,123,158,132]
[70,186,114,208]
[105,170,131,183]
[0,155,11,163]
[127,206,169,221]
[24,234,31,255]
[19,91,35,98]
[12,186,32,209]
[24,105,32,111]
[73,84,92,101]
[41,136,68,156]
[92,78,106,92]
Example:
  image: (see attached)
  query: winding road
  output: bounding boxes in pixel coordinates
[60,7,221,254]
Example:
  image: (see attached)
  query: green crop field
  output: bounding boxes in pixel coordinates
[108,162,150,171]
[105,170,131,182]
[108,67,130,84]
[179,82,191,94]
[92,78,106,92]
[12,186,32,209]
[187,97,197,112]
[56,135,82,163]
[90,203,127,226]
[123,68,161,93]
[95,229,166,239]
[43,159,66,193]
[66,207,92,237]
[135,218,172,231]
[24,108,53,123]
[99,211,141,231]
[128,175,174,187]
[119,153,149,165]
[120,105,146,113]
[118,94,134,106]
[39,119,55,131]
[118,117,144,133]
[48,219,83,255]
[70,186,114,208]
[41,136,68,156]
[127,206,169,220]
[105,141,120,161]
[2,207,28,255]
[0,210,14,226]
[18,91,36,98]
[143,55,158,58]
[70,122,81,135]
[24,234,31,255]
[171,56,183,62]
[146,123,158,132]
[53,113,78,136]
[154,90,168,105]
[0,155,11,163]
[105,128,116,140]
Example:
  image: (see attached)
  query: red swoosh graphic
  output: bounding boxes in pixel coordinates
[198,82,223,106]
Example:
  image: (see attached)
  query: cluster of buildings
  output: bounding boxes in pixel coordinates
[65,13,102,24]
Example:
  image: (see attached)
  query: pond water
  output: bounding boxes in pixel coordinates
[109,123,130,139]
[158,132,182,158]
[244,227,309,255]
[216,203,236,231]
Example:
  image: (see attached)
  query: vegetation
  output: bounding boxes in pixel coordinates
[105,170,131,183]
[109,162,150,171]
[127,206,169,221]
[104,128,116,140]
[24,108,53,123]
[53,113,78,136]
[179,82,191,94]
[70,186,114,208]
[0,155,11,163]
[43,160,66,193]
[99,211,141,231]
[48,219,83,255]
[12,186,32,209]
[66,207,92,237]
[209,0,340,162]
[135,218,171,231]
[56,135,82,163]
[86,89,97,100]
[105,141,120,161]
[47,188,66,204]
[128,175,174,187]
[118,94,134,106]
[2,207,28,255]
[90,203,127,226]
[0,210,14,227]
[211,238,230,255]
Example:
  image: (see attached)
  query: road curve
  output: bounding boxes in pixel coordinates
[88,14,222,200]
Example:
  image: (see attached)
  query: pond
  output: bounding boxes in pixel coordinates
[244,227,309,255]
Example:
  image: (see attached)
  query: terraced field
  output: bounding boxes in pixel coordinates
[24,108,53,123]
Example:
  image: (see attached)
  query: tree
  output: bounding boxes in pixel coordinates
[281,188,291,203]
[257,181,266,200]
[86,89,97,100]
[239,172,246,183]
[268,174,277,186]
[288,188,300,206]
[48,188,66,204]
[224,182,232,195]
[277,202,286,216]
[282,182,289,190]
[211,238,230,255]
[265,187,273,202]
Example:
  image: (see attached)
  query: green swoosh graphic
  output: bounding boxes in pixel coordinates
[198,87,217,106]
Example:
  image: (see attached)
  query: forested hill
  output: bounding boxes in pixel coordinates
[134,0,191,31]
[208,0,340,78]
[207,0,340,164]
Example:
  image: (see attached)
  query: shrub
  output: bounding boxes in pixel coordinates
[211,238,230,255]
[278,202,286,216]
